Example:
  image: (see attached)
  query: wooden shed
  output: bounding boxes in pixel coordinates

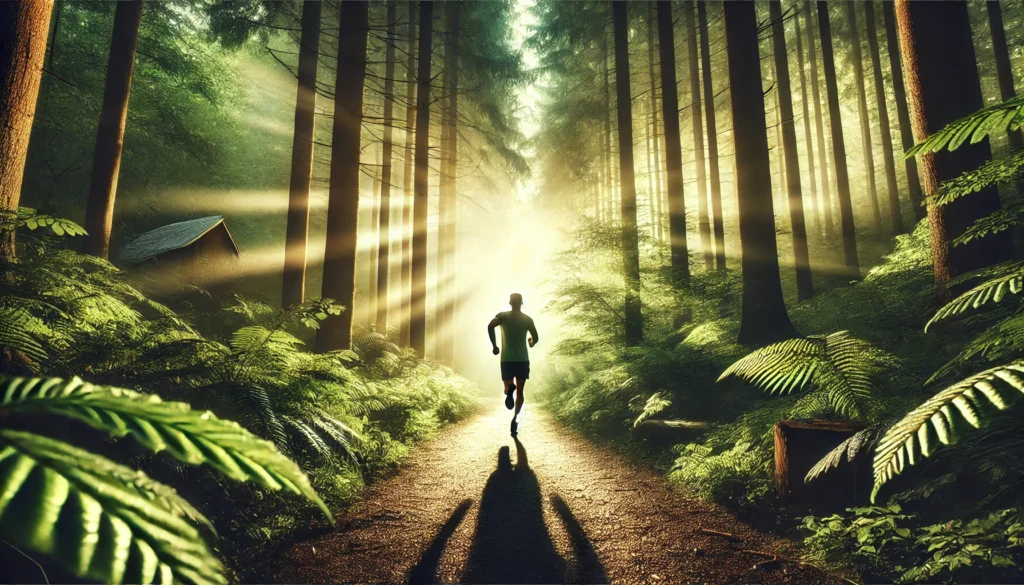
[774,419,867,510]
[118,215,239,286]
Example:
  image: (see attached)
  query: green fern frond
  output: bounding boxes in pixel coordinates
[718,336,823,395]
[907,93,1024,156]
[926,262,1024,331]
[2,376,331,521]
[936,152,1024,206]
[805,427,881,484]
[307,412,361,465]
[872,361,1024,502]
[281,415,333,462]
[951,201,1024,247]
[0,430,224,585]
[0,307,48,363]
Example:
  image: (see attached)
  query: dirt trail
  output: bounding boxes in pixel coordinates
[275,402,833,584]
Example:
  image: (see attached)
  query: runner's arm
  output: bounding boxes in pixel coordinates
[528,320,539,347]
[487,317,501,355]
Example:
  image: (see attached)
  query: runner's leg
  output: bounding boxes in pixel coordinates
[513,378,525,417]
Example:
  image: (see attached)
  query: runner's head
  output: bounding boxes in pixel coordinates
[509,292,523,310]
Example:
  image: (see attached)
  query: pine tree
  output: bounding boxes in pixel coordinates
[282,0,322,308]
[794,2,820,235]
[818,1,860,280]
[400,1,417,347]
[724,0,797,345]
[770,0,813,301]
[894,0,1014,292]
[83,0,143,259]
[844,1,881,234]
[376,0,397,335]
[863,1,903,234]
[315,0,370,352]
[657,0,689,279]
[409,0,434,355]
[612,0,643,345]
[806,2,835,236]
[881,1,925,221]
[684,2,712,271]
[0,0,54,263]
[698,1,725,271]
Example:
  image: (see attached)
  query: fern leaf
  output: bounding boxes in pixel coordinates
[907,93,1024,156]
[0,306,48,363]
[718,336,824,395]
[805,426,882,484]
[1,376,332,522]
[281,415,333,462]
[926,262,1024,331]
[0,430,223,585]
[872,361,1024,502]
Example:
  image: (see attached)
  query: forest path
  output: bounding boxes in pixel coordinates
[274,401,833,584]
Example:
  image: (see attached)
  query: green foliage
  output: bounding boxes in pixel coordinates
[0,375,332,585]
[718,332,895,417]
[0,208,88,237]
[926,261,1024,331]
[800,506,1024,583]
[805,427,883,484]
[872,361,1024,501]
[905,93,1024,156]
[669,442,773,509]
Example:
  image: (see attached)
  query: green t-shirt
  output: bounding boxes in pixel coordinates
[496,310,536,362]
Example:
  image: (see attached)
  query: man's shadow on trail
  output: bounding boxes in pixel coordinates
[408,439,607,584]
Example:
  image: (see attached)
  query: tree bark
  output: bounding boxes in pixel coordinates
[863,1,903,235]
[645,4,662,243]
[315,0,369,352]
[409,0,433,355]
[794,3,820,236]
[770,0,813,302]
[612,0,643,346]
[83,0,142,260]
[368,143,381,328]
[603,31,614,224]
[818,1,860,280]
[282,0,322,308]
[987,1,1022,152]
[844,1,881,234]
[400,1,417,347]
[697,1,725,272]
[657,0,689,280]
[684,2,711,271]
[376,0,396,335]
[438,0,461,364]
[894,0,1014,293]
[806,2,835,236]
[881,1,925,222]
[724,0,797,345]
[0,0,54,262]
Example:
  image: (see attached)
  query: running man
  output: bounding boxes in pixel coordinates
[488,293,538,437]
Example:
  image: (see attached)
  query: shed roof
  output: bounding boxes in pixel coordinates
[118,215,239,265]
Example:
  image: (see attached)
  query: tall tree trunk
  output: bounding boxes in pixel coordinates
[987,1,1022,151]
[646,3,663,244]
[315,0,369,352]
[863,1,903,235]
[845,1,881,234]
[0,0,54,262]
[794,4,820,236]
[282,0,322,308]
[684,1,712,271]
[438,0,461,365]
[657,0,689,280]
[894,0,1014,293]
[698,1,725,272]
[83,0,142,259]
[724,0,797,346]
[409,0,433,355]
[806,2,835,236]
[400,1,417,347]
[881,1,925,222]
[368,143,381,328]
[603,31,614,223]
[770,0,813,302]
[376,0,396,334]
[818,1,860,279]
[612,0,643,346]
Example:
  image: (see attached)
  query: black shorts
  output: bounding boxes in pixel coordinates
[500,361,530,381]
